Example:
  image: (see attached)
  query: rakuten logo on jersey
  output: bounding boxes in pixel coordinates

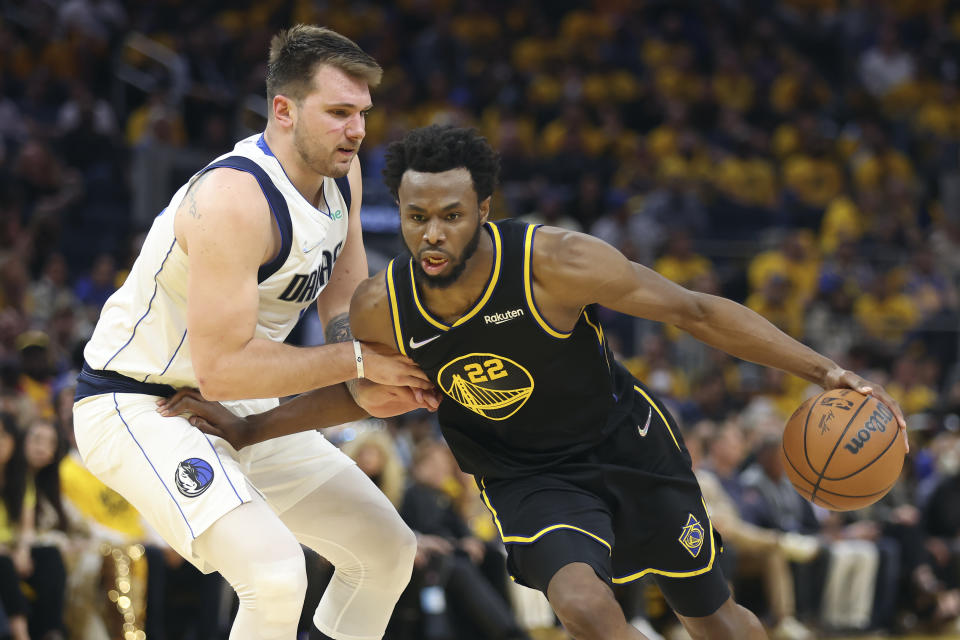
[484,308,525,325]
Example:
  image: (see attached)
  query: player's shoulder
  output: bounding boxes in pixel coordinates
[351,271,389,310]
[529,224,605,272]
[181,166,271,227]
[192,165,267,203]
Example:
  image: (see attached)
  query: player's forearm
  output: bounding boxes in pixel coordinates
[681,293,839,387]
[244,384,368,444]
[194,338,357,400]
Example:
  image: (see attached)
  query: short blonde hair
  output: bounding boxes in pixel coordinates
[266,24,382,103]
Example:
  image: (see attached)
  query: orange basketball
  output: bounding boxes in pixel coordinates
[781,389,905,511]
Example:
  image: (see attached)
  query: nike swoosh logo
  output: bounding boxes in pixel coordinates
[638,406,652,437]
[409,334,442,349]
[303,243,322,254]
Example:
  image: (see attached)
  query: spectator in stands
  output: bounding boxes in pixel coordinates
[859,24,915,99]
[15,331,53,421]
[71,252,117,319]
[399,441,529,640]
[854,271,920,349]
[804,273,859,361]
[740,437,827,623]
[0,414,28,640]
[695,421,818,640]
[341,429,408,509]
[746,272,805,340]
[15,417,68,639]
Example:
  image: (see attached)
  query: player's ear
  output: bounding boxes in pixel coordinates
[272,94,296,128]
[478,196,491,224]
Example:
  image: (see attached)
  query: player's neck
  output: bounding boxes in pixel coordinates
[416,231,495,323]
[262,127,326,207]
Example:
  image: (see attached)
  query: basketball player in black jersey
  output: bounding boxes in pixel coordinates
[160,125,907,640]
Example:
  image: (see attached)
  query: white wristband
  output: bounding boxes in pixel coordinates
[353,339,364,379]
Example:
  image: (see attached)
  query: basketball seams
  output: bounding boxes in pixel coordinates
[782,439,819,489]
[792,484,841,510]
[809,393,872,503]
[819,417,902,481]
[808,477,899,500]
[799,395,819,479]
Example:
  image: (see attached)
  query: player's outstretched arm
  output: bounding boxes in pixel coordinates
[532,226,907,433]
[349,273,443,414]
[157,386,367,449]
[176,168,431,401]
[157,371,438,451]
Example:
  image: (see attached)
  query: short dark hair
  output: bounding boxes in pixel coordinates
[266,25,382,104]
[382,125,501,203]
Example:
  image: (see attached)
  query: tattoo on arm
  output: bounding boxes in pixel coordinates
[324,312,353,344]
[179,171,214,220]
[325,313,361,396]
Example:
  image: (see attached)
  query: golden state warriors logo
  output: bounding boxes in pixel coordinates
[678,513,705,558]
[437,353,534,420]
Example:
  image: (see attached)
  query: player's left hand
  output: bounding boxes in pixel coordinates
[156,388,257,449]
[823,367,909,453]
[353,379,441,417]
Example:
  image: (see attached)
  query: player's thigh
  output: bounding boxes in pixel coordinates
[511,529,614,594]
[652,564,731,618]
[74,392,255,569]
[276,463,414,568]
[242,430,355,514]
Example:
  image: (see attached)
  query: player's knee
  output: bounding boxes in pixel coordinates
[370,511,418,583]
[550,588,619,640]
[684,602,765,640]
[397,522,418,566]
[335,514,416,594]
[251,554,308,630]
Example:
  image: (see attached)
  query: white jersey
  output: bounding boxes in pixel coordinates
[83,133,350,390]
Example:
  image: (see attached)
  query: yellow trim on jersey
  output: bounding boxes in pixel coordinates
[523,225,573,338]
[611,500,717,583]
[634,385,681,451]
[385,260,408,357]
[582,309,611,370]
[409,222,503,330]
[583,309,603,345]
[479,478,612,554]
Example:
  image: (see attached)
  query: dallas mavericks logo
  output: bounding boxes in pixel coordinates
[174,458,214,497]
[678,513,705,558]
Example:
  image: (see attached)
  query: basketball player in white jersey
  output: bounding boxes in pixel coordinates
[73,25,439,640]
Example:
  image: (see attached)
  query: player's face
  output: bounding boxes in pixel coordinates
[291,65,372,178]
[398,168,491,289]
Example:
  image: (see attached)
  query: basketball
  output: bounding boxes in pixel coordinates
[781,389,905,511]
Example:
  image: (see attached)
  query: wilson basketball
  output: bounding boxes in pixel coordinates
[781,389,905,511]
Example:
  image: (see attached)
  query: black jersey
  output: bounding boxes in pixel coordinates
[385,219,638,479]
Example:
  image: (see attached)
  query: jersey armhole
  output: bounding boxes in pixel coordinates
[522,224,574,339]
[385,260,408,356]
[334,175,352,212]
[201,156,293,283]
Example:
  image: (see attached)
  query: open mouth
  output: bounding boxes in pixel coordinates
[420,253,449,275]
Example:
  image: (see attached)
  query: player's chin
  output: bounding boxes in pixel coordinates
[328,161,352,178]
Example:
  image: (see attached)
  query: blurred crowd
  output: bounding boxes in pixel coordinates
[4,0,960,638]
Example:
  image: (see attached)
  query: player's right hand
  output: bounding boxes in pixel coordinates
[353,379,441,417]
[357,340,434,389]
[157,389,258,450]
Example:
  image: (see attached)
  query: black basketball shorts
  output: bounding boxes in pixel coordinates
[477,382,730,617]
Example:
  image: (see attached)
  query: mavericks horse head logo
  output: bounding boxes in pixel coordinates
[174,458,214,497]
